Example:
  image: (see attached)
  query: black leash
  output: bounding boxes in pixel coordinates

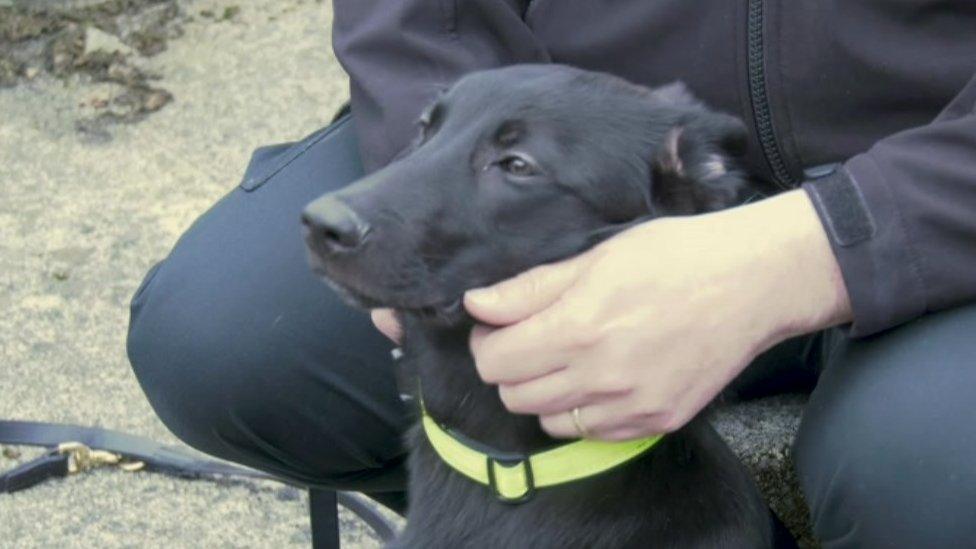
[0,420,397,546]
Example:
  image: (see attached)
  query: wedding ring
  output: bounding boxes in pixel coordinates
[571,406,590,438]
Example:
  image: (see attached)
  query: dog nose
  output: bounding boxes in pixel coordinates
[302,197,371,253]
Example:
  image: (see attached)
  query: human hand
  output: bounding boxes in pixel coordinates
[466,190,851,440]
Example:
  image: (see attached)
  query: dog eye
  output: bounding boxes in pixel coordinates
[497,154,539,177]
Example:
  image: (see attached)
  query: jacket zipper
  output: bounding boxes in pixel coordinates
[746,0,795,189]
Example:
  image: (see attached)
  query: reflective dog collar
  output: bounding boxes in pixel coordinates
[420,407,663,503]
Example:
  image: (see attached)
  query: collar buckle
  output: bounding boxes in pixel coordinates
[486,454,535,503]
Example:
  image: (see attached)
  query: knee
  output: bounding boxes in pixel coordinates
[126,258,242,454]
[794,308,976,547]
[793,391,895,547]
[795,410,976,548]
[126,258,406,487]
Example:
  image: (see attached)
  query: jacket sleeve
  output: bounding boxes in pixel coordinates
[332,0,550,172]
[803,71,976,337]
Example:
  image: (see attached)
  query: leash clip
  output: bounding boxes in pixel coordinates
[486,454,535,504]
[57,442,145,474]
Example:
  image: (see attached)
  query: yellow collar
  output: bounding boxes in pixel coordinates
[421,409,663,503]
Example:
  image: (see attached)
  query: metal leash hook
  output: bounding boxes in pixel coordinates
[2,421,399,544]
[57,442,145,475]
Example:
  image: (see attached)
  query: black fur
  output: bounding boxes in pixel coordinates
[304,64,779,548]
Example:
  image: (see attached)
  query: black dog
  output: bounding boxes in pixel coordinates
[303,65,784,548]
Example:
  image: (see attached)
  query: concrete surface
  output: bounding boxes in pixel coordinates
[713,395,813,547]
[0,1,814,546]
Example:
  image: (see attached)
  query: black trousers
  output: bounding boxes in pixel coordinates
[127,116,976,547]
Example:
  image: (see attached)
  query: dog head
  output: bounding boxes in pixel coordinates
[303,64,753,322]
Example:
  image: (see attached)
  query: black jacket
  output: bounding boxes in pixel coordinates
[332,0,976,337]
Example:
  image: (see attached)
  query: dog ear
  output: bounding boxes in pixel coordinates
[649,109,749,216]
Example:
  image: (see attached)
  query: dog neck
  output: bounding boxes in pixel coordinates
[400,314,559,454]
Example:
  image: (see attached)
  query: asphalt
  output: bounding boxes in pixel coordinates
[0,1,814,546]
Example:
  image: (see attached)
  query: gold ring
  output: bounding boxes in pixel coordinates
[571,406,590,438]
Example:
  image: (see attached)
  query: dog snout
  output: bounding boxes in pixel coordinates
[302,197,371,254]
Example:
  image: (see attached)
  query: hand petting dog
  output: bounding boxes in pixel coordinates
[375,189,851,441]
[336,66,795,545]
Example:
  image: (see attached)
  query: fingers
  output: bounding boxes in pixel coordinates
[370,308,402,343]
[469,306,588,384]
[496,363,633,416]
[464,252,594,326]
[497,368,580,416]
[538,397,678,441]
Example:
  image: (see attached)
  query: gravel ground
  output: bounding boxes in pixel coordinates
[0,1,392,547]
[0,1,814,546]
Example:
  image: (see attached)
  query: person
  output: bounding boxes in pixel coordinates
[126,2,976,546]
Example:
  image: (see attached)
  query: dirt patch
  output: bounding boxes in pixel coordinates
[0,0,185,138]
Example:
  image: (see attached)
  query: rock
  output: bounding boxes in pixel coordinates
[83,26,132,57]
[45,24,85,74]
[106,60,136,82]
[141,89,170,112]
[0,57,20,86]
[2,0,178,126]
[219,6,240,22]
[115,2,179,56]
[6,0,109,9]
[116,2,179,39]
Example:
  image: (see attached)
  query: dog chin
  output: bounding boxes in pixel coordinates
[410,297,469,327]
[319,277,469,326]
[318,278,383,309]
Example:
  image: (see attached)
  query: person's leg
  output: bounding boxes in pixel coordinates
[126,115,410,511]
[794,303,976,547]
